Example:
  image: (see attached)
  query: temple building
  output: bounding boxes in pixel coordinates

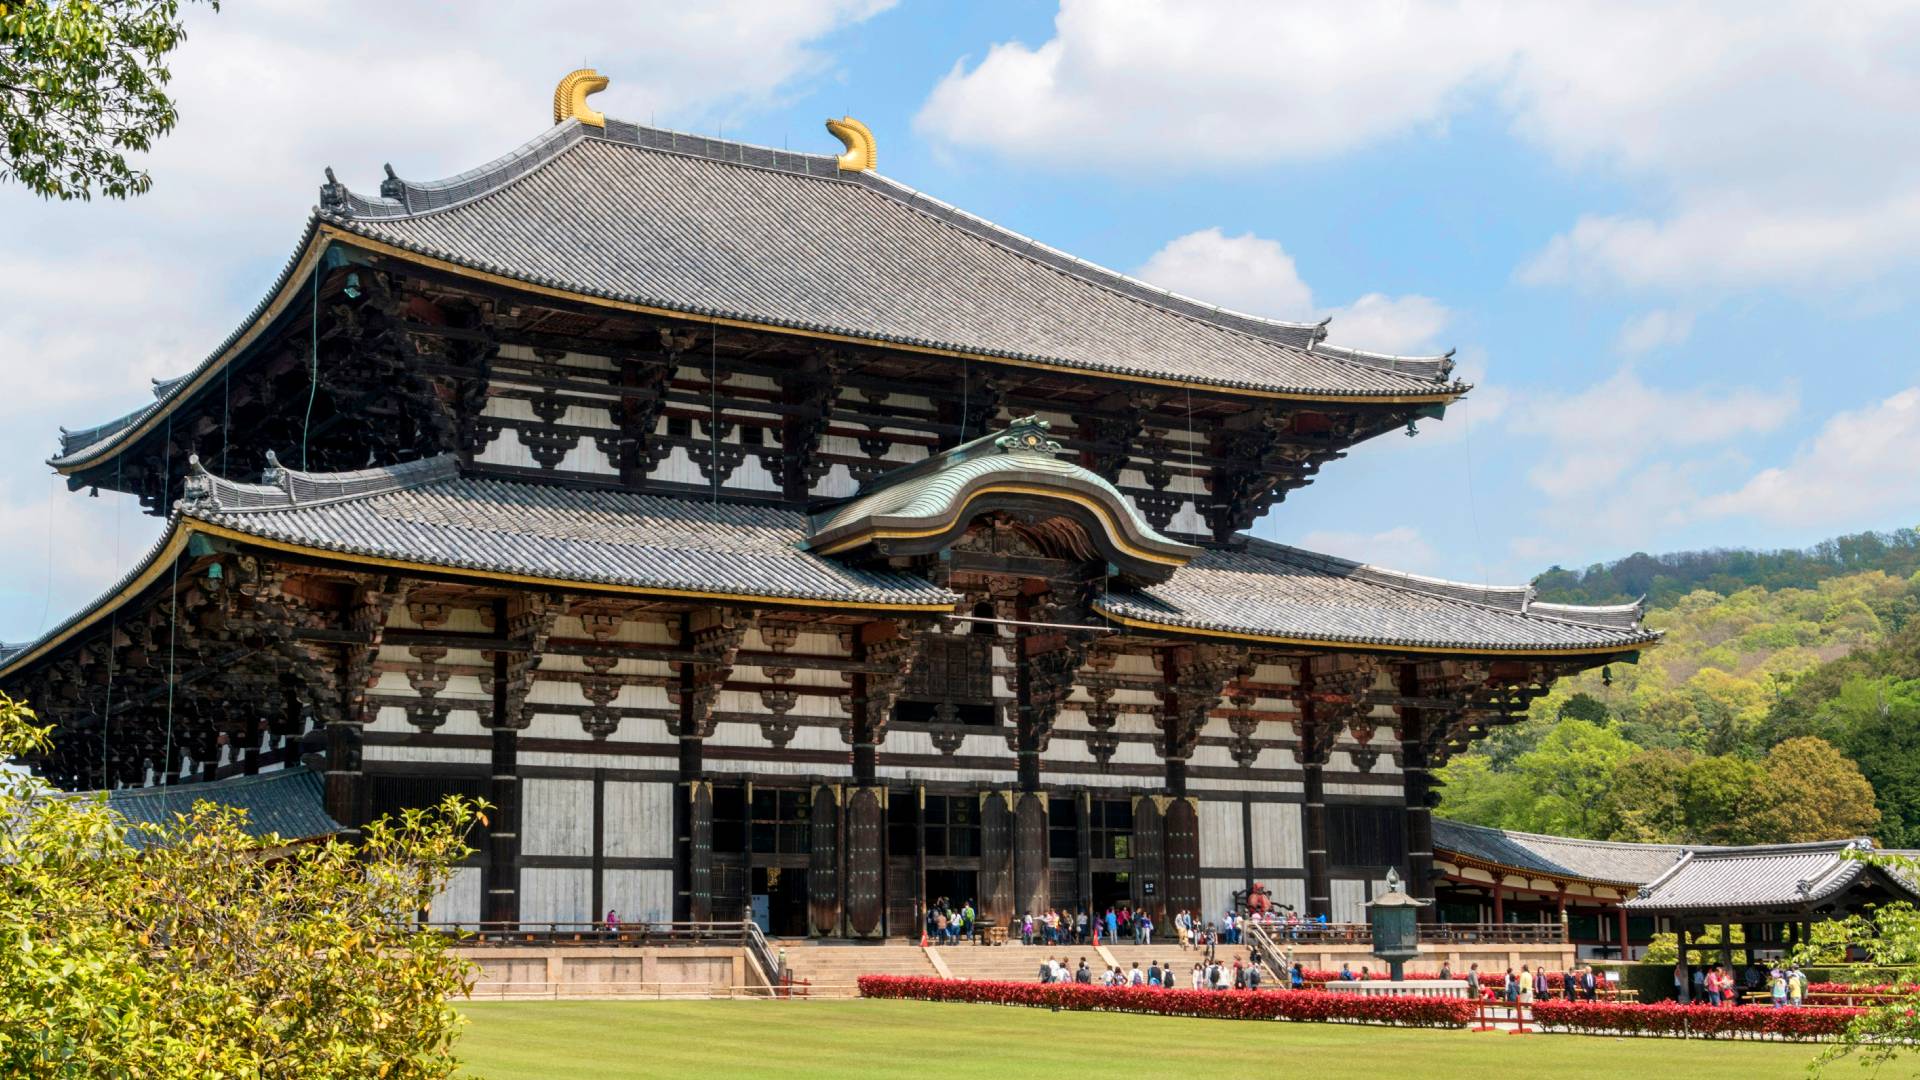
[1,72,1659,938]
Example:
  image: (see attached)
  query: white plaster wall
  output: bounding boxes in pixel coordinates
[521,868,593,924]
[1199,799,1244,871]
[1250,802,1303,868]
[430,866,481,926]
[523,778,594,857]
[603,781,674,860]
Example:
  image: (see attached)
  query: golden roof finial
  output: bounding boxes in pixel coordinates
[553,69,609,128]
[825,116,876,172]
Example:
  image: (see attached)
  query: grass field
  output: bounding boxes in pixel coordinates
[456,999,1823,1079]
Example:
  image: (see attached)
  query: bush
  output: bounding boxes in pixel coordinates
[1530,999,1862,1040]
[856,976,1480,1027]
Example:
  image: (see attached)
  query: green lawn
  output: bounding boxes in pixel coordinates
[457,999,1824,1079]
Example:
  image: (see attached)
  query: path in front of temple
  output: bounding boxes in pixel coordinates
[456,999,1817,1079]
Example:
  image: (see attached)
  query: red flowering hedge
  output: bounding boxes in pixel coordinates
[1529,999,1863,1041]
[1805,981,1920,1004]
[857,976,1479,1027]
[1298,969,1562,991]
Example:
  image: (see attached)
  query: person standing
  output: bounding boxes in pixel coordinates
[1105,907,1119,945]
[1247,962,1262,992]
[1518,965,1535,1007]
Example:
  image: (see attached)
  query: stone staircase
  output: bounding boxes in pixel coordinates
[778,942,937,998]
[935,942,1083,983]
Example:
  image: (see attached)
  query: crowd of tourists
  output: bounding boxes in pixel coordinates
[1035,954,1285,990]
[926,900,1294,949]
[1682,961,1811,1007]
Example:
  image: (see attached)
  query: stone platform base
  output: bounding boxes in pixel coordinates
[458,946,772,1000]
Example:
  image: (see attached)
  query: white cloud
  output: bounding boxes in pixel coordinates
[1325,293,1451,356]
[1132,229,1313,320]
[1700,387,1920,526]
[0,1,892,640]
[1132,228,1449,354]
[1296,526,1437,573]
[917,1,1920,290]
[1614,309,1694,356]
[1508,368,1797,501]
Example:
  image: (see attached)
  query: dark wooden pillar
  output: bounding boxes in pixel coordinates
[1617,905,1631,960]
[1076,789,1093,920]
[1165,797,1201,923]
[323,719,365,834]
[481,641,521,926]
[1399,665,1437,921]
[1303,763,1330,921]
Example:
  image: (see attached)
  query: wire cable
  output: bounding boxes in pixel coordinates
[302,265,319,469]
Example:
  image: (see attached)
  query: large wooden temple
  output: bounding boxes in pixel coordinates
[1,72,1657,938]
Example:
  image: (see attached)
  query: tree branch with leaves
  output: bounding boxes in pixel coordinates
[0,0,217,200]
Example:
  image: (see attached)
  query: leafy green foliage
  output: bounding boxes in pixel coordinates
[0,694,484,1078]
[0,0,216,200]
[1439,553,1919,845]
[1788,854,1920,1075]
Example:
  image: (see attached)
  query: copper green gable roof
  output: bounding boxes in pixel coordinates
[806,417,1198,579]
[101,767,344,849]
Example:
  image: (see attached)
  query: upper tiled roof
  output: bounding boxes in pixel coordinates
[1096,539,1659,653]
[1622,840,1919,913]
[53,118,1464,472]
[176,455,957,609]
[100,767,342,848]
[1433,818,1690,886]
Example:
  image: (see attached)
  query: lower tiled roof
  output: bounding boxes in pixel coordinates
[102,767,342,847]
[182,457,957,608]
[1097,540,1659,653]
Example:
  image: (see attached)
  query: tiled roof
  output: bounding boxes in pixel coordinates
[1096,539,1660,653]
[1622,840,1920,913]
[101,767,342,848]
[52,118,1464,472]
[333,120,1460,398]
[1433,818,1690,886]
[176,456,957,608]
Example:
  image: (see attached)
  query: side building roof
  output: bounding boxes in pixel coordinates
[1433,818,1691,887]
[1622,840,1920,914]
[53,116,1464,472]
[99,767,343,848]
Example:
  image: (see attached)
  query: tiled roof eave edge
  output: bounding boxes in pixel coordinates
[854,171,1339,354]
[1090,601,1655,655]
[0,513,196,681]
[52,218,330,472]
[183,515,961,610]
[1436,849,1642,889]
[328,222,1465,402]
[334,121,593,222]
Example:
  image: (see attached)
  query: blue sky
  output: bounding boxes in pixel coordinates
[2,0,1917,642]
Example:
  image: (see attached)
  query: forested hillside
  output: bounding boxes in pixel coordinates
[1533,528,1920,608]
[1436,528,1920,847]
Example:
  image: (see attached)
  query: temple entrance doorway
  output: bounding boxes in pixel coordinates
[752,867,810,937]
[1091,871,1132,914]
[926,869,978,918]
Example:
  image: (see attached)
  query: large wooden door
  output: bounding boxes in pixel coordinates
[1165,797,1202,921]
[845,786,886,938]
[979,790,1014,924]
[808,785,841,936]
[1131,795,1166,924]
[1013,792,1049,917]
[687,781,714,921]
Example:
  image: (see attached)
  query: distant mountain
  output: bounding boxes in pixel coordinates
[1531,527,1920,611]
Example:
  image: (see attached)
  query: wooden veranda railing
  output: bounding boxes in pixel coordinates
[1245,920,1567,947]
